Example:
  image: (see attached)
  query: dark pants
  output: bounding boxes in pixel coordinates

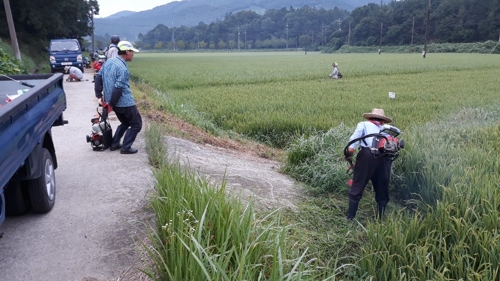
[348,147,391,206]
[112,105,142,149]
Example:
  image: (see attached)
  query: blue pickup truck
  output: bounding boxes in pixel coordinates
[0,73,67,226]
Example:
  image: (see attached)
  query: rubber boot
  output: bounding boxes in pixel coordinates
[110,125,127,151]
[377,204,386,221]
[120,129,139,154]
[346,199,359,220]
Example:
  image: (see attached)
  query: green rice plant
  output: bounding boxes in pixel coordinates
[130,52,500,147]
[350,107,500,280]
[144,123,168,168]
[282,124,353,192]
[135,53,500,280]
[142,123,339,280]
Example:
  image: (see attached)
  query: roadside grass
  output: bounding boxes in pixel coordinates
[141,123,351,280]
[134,52,500,279]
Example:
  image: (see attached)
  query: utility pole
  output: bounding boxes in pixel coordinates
[348,21,351,45]
[411,16,414,45]
[423,0,431,58]
[3,0,21,61]
[286,22,289,49]
[237,26,240,51]
[379,22,383,54]
[91,8,95,54]
[338,18,341,31]
[244,30,247,50]
[172,22,176,51]
[321,22,324,46]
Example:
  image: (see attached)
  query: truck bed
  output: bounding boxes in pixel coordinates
[0,75,54,106]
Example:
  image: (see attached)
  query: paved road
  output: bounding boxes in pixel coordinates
[0,70,152,281]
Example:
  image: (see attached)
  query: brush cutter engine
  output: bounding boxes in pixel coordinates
[86,104,113,151]
[344,124,405,170]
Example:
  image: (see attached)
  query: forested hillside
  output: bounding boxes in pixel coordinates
[93,0,374,40]
[1,0,499,57]
[136,0,500,51]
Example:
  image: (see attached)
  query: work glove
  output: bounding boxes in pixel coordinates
[344,148,355,161]
[103,103,112,114]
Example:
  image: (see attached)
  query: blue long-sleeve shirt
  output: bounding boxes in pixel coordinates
[99,56,135,107]
[348,121,385,149]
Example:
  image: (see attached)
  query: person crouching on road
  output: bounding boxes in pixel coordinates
[64,66,83,82]
[345,108,393,220]
[94,41,142,155]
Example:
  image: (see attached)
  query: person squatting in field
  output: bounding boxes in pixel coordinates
[94,41,143,155]
[345,108,393,220]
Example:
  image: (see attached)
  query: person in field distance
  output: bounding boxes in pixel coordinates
[329,62,343,79]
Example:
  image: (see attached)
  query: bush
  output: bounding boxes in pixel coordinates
[0,45,24,74]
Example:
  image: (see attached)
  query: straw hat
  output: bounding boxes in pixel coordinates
[333,62,338,67]
[363,108,392,123]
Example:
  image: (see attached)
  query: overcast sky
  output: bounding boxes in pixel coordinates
[96,0,176,18]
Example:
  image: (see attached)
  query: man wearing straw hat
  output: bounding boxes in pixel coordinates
[345,108,393,220]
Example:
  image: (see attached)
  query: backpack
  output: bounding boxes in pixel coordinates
[104,44,118,59]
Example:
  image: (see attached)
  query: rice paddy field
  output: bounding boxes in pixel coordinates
[132,52,500,280]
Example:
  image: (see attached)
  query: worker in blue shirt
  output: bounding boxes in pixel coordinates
[94,41,142,154]
[345,108,393,220]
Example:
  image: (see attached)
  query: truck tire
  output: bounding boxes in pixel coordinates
[4,181,30,216]
[28,148,56,213]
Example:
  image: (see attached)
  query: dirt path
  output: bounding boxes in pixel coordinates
[0,71,302,281]
[166,136,304,212]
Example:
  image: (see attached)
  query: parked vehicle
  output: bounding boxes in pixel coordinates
[48,38,84,73]
[0,73,68,226]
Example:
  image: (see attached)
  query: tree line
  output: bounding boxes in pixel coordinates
[1,0,499,55]
[0,0,98,55]
[136,0,500,51]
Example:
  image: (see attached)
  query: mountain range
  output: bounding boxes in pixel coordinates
[94,0,375,41]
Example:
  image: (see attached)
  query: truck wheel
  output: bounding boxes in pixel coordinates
[28,148,56,213]
[4,181,30,216]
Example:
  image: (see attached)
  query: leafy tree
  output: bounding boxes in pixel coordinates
[0,0,99,52]
[177,40,186,50]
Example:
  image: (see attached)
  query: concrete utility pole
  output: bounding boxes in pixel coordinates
[286,22,289,49]
[237,26,240,51]
[348,21,351,45]
[91,9,95,53]
[411,16,414,45]
[244,30,247,50]
[379,22,383,54]
[172,22,176,51]
[423,0,431,58]
[3,0,21,61]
